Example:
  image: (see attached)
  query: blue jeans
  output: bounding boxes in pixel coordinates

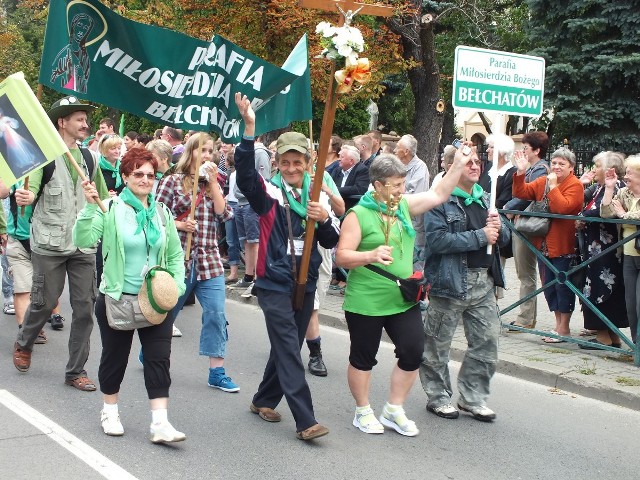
[168,262,228,357]
[2,253,12,300]
[538,256,575,313]
[225,202,242,266]
[234,203,259,243]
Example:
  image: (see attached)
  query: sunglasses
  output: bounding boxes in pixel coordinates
[131,171,155,180]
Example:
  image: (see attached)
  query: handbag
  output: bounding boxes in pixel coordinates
[364,264,428,303]
[105,293,153,331]
[515,181,550,237]
[105,266,179,330]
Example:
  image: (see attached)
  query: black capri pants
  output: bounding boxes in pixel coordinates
[345,304,423,372]
[95,293,174,399]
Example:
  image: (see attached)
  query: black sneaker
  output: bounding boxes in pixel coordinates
[50,314,65,330]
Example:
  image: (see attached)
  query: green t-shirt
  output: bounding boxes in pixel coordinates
[7,181,32,240]
[343,198,416,316]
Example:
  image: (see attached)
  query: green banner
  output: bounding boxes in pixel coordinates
[39,0,312,142]
[0,72,68,184]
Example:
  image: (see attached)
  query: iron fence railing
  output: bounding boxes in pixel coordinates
[498,209,640,366]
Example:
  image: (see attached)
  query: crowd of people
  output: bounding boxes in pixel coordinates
[2,93,637,446]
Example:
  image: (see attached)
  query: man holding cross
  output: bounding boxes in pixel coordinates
[234,93,339,441]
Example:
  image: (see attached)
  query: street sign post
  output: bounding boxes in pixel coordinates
[452,46,545,117]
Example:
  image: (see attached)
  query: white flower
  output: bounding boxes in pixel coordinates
[316,22,335,37]
[316,21,367,64]
[599,268,616,291]
[337,43,354,59]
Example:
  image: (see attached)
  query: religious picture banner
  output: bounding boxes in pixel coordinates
[0,72,68,184]
[39,0,312,141]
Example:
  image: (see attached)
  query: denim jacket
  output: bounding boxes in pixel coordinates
[424,192,510,300]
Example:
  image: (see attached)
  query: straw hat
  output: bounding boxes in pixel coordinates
[138,266,179,325]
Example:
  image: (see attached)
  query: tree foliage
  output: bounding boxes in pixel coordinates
[527,0,640,151]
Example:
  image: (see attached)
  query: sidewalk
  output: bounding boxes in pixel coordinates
[227,259,640,411]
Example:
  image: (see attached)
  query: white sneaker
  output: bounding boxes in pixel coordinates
[172,325,182,337]
[457,400,496,422]
[352,406,384,434]
[101,410,124,436]
[150,421,186,444]
[240,283,255,298]
[379,405,419,437]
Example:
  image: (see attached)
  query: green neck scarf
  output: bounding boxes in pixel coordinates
[119,187,161,246]
[271,171,310,219]
[99,155,122,189]
[452,184,486,208]
[358,191,416,238]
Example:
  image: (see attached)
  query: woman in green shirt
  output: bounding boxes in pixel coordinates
[336,152,466,437]
[74,148,186,444]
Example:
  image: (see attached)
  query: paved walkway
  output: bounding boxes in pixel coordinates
[227,258,640,411]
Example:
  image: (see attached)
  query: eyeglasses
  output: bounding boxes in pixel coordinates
[131,171,155,180]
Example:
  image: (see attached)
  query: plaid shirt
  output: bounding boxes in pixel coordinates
[156,174,233,280]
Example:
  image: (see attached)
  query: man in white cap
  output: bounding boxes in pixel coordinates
[12,95,109,391]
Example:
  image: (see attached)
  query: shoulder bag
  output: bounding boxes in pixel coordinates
[515,180,550,237]
[364,264,428,303]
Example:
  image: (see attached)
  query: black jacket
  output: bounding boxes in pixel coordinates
[330,161,370,211]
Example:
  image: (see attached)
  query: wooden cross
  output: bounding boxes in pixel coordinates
[299,0,395,25]
[292,0,394,306]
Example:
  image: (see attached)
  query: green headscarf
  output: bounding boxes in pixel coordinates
[118,187,161,246]
[99,155,122,189]
[451,184,486,208]
[358,191,416,238]
[270,171,310,219]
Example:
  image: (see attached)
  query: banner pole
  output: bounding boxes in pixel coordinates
[65,151,107,212]
[486,114,502,254]
[20,84,43,215]
[185,134,203,261]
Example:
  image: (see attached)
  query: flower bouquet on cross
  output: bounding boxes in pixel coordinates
[315,20,371,94]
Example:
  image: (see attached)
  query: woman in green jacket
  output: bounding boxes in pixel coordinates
[73,148,186,444]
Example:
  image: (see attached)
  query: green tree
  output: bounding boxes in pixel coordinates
[386,0,531,176]
[527,0,640,151]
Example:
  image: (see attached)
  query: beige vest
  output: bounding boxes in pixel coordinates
[31,153,98,256]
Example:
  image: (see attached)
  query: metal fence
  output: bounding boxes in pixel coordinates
[498,209,640,366]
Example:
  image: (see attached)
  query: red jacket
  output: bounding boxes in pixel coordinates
[512,172,583,257]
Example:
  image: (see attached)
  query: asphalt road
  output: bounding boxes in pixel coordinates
[1,298,638,480]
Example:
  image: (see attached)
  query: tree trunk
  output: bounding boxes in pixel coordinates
[388,7,443,181]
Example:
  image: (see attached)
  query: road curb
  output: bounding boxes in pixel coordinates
[227,288,640,411]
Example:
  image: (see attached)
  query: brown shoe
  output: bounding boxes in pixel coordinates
[35,330,47,344]
[65,376,97,391]
[250,403,281,422]
[296,423,329,441]
[13,342,31,372]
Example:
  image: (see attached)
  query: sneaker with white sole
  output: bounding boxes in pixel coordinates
[427,403,459,419]
[352,406,384,434]
[149,421,186,444]
[240,283,255,298]
[231,279,253,289]
[208,367,240,392]
[3,302,15,315]
[379,405,419,437]
[457,401,496,422]
[101,410,124,436]
[172,325,182,337]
